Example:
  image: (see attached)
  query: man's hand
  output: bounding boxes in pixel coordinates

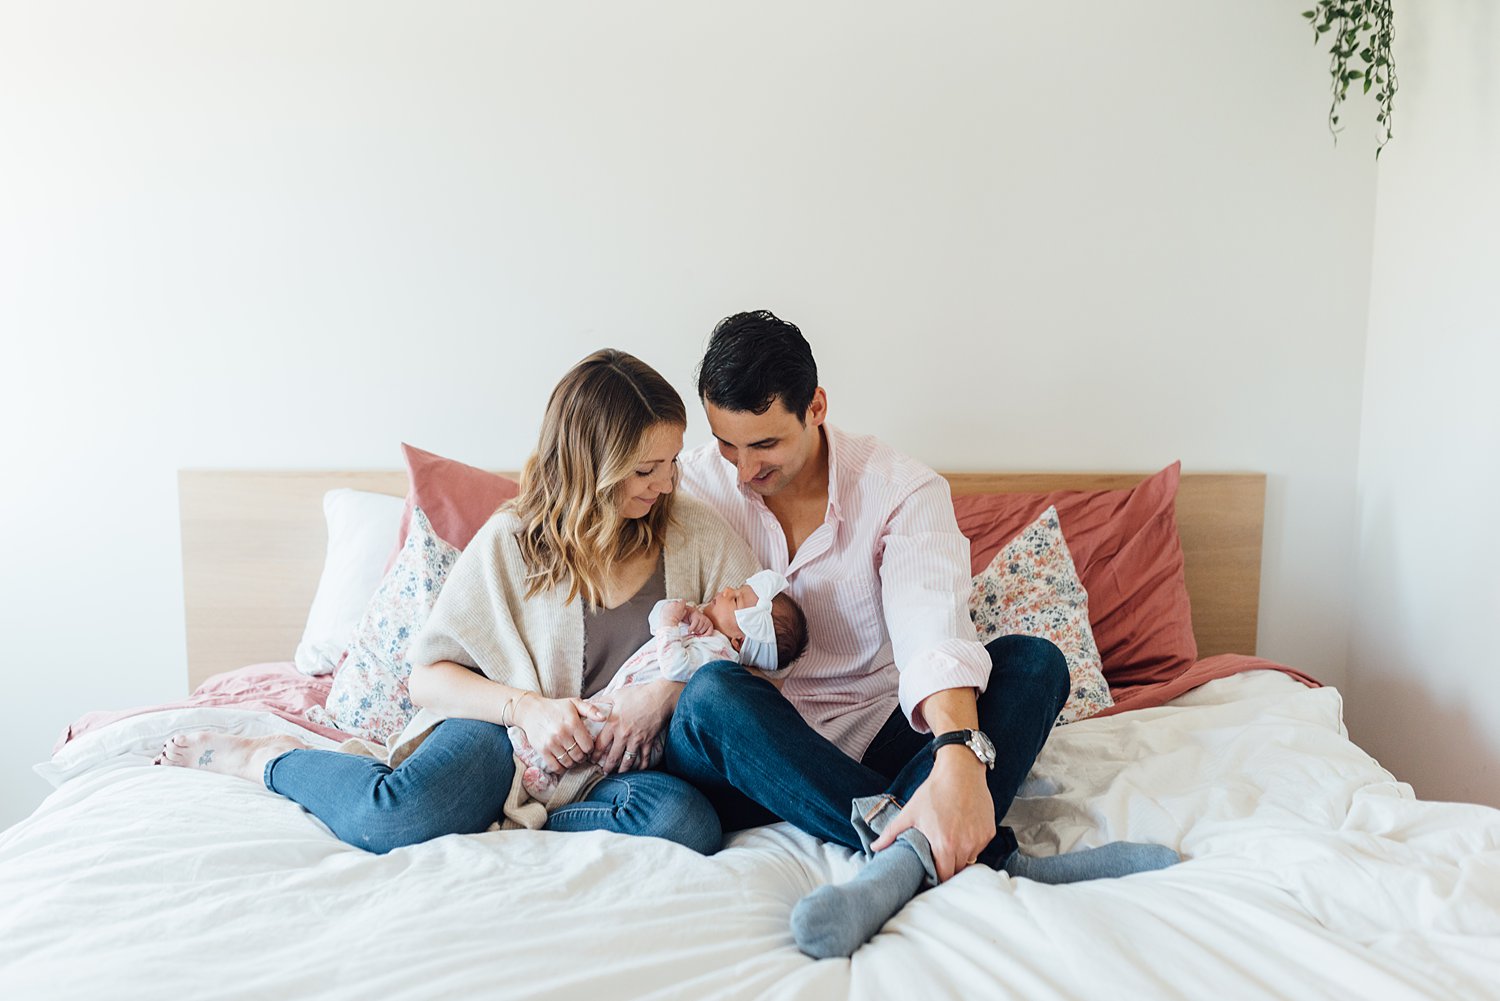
[870,685,994,881]
[870,748,995,881]
[591,680,681,773]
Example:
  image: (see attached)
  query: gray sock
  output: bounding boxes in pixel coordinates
[791,834,928,959]
[1002,841,1180,884]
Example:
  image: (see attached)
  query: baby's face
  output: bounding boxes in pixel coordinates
[704,583,759,642]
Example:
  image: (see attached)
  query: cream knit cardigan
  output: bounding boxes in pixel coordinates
[383,494,758,831]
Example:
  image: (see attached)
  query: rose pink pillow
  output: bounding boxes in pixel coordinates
[388,443,521,562]
[951,462,1196,693]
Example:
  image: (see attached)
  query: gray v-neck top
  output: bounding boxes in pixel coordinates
[581,557,665,697]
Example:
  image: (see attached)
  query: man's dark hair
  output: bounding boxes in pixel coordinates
[696,310,819,419]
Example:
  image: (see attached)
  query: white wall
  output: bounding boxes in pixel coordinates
[0,2,1375,828]
[1348,1,1500,808]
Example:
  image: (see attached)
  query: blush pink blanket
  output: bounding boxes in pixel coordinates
[1097,653,1321,719]
[56,654,1320,755]
[54,662,348,754]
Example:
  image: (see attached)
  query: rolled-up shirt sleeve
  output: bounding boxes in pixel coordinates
[878,475,992,733]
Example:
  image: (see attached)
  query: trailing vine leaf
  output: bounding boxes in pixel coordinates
[1302,0,1397,157]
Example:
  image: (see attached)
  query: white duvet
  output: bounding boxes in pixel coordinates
[3,672,1498,1001]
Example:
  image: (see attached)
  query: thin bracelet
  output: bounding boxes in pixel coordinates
[512,691,537,728]
[499,698,515,728]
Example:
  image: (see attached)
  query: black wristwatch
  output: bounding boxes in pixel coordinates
[931,729,996,770]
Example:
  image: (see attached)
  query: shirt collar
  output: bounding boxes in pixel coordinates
[822,424,845,523]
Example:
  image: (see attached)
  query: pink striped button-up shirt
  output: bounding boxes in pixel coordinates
[678,424,993,760]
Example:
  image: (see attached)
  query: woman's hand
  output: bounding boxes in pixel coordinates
[515,695,609,772]
[591,680,679,774]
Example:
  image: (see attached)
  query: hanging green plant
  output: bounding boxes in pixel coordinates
[1302,1,1397,157]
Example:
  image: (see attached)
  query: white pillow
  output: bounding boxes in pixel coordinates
[293,489,406,675]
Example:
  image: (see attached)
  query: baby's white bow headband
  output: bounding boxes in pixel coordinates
[735,569,791,671]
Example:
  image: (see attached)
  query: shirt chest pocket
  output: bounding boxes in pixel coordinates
[800,572,884,659]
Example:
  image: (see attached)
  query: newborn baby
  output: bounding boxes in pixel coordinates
[512,569,807,796]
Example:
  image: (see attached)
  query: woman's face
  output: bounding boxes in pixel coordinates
[616,423,684,520]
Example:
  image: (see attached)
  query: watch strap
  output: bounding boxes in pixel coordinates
[931,729,977,753]
[931,728,995,769]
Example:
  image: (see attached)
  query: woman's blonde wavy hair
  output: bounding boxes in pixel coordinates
[511,349,687,606]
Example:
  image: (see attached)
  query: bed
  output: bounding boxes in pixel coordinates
[4,461,1498,1001]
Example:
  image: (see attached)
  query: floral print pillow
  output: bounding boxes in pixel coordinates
[308,506,459,744]
[968,506,1113,725]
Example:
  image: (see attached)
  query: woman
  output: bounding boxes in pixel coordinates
[159,350,758,854]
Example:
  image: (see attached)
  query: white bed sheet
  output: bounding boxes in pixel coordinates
[3,671,1498,1001]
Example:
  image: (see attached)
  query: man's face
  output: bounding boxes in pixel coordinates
[704,389,826,498]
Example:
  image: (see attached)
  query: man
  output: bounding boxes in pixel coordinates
[666,310,1177,957]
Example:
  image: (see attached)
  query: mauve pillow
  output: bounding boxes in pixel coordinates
[951,462,1196,692]
[389,443,521,559]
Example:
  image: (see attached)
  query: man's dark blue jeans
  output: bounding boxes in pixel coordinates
[664,634,1069,865]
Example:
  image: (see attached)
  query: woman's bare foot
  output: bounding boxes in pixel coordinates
[153,732,308,782]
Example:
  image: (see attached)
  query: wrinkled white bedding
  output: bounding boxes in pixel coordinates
[3,671,1498,1001]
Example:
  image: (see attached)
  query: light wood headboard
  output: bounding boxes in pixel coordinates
[179,470,1266,692]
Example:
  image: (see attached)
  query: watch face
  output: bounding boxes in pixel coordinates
[968,731,997,765]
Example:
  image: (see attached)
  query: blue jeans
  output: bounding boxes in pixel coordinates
[664,634,1069,865]
[266,718,722,855]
